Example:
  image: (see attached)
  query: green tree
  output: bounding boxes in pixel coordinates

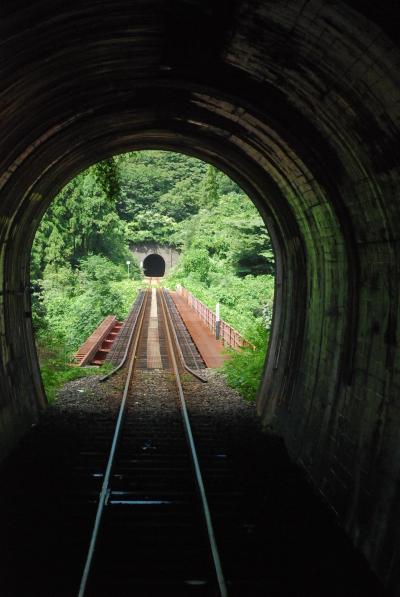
[31,167,129,278]
[93,157,121,203]
[201,165,219,207]
[180,247,210,283]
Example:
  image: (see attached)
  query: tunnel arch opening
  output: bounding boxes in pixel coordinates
[2,2,400,588]
[30,147,277,390]
[143,253,166,277]
[1,104,339,442]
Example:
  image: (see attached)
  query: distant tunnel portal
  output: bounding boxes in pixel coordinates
[143,254,165,277]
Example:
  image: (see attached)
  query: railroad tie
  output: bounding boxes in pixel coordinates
[147,287,162,368]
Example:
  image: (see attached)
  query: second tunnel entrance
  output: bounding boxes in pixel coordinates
[143,254,165,277]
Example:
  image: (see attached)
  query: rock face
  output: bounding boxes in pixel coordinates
[0,0,400,590]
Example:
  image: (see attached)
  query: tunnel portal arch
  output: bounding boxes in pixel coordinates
[143,254,166,277]
[131,243,179,276]
[2,1,400,590]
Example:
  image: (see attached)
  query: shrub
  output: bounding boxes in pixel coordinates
[223,323,268,401]
[37,336,100,403]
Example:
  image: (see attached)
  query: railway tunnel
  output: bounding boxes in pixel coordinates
[1,0,400,591]
[143,254,166,278]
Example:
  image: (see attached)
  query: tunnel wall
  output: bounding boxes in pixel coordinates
[1,1,400,590]
[130,243,179,276]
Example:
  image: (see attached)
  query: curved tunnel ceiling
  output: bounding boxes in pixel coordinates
[1,0,400,589]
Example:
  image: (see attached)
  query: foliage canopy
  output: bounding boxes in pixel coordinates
[32,150,275,401]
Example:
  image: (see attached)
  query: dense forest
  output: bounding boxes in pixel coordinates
[31,151,275,400]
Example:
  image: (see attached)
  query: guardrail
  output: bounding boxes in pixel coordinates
[176,285,255,351]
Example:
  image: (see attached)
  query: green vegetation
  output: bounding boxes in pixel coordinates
[223,325,269,401]
[166,192,274,335]
[32,257,142,351]
[32,151,274,402]
[164,172,274,401]
[31,159,143,400]
[37,340,100,403]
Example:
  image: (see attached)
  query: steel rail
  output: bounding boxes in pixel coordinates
[158,288,228,597]
[99,289,146,382]
[163,289,207,376]
[77,288,150,597]
[162,289,207,383]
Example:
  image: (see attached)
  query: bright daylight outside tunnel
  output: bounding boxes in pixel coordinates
[1,1,400,596]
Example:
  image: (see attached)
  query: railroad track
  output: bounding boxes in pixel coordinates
[163,289,206,371]
[105,290,146,366]
[0,288,387,596]
[78,286,227,596]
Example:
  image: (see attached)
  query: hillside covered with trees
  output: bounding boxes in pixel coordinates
[31,151,275,400]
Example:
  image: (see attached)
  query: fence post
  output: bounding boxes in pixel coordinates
[215,302,220,340]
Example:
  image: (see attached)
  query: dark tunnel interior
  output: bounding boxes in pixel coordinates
[1,0,400,592]
[143,254,166,277]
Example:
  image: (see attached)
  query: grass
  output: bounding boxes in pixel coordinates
[38,340,109,403]
[35,279,144,403]
[222,324,268,401]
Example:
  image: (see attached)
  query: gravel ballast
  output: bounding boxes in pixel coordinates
[0,368,386,596]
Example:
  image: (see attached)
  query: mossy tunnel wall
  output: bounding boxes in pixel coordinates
[1,0,400,590]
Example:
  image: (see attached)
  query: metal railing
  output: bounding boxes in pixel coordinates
[176,285,255,351]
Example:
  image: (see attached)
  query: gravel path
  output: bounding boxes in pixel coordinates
[54,374,121,413]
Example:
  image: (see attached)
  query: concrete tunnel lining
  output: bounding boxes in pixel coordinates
[1,0,400,590]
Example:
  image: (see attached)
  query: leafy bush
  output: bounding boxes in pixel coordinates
[167,270,274,338]
[180,248,211,283]
[37,336,101,403]
[223,323,268,401]
[110,279,143,318]
[35,269,143,402]
[34,257,143,353]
